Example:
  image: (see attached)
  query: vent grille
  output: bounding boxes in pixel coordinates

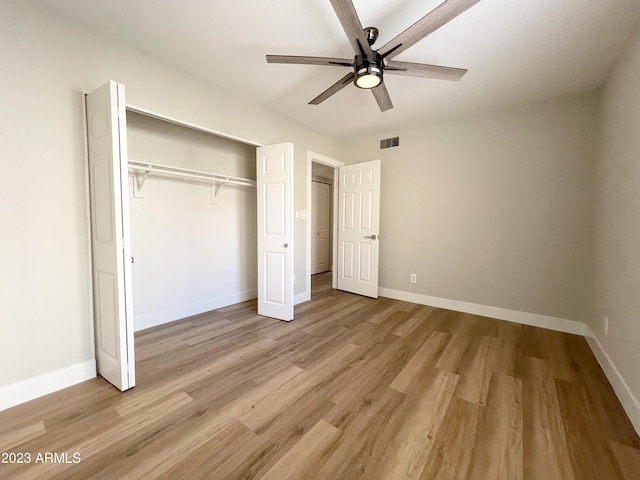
[380,136,400,149]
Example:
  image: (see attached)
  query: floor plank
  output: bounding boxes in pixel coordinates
[390,330,450,394]
[375,367,460,479]
[610,441,640,479]
[522,355,575,480]
[555,378,624,479]
[419,396,481,480]
[468,373,523,480]
[260,419,341,480]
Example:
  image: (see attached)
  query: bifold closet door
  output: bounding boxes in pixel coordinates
[256,143,294,321]
[86,80,135,390]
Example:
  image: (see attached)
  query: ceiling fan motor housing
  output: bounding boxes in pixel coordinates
[354,52,384,89]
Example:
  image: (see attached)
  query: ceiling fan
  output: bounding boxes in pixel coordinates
[266,0,480,112]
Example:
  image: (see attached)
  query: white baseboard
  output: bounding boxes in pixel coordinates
[378,288,586,335]
[584,327,640,434]
[135,289,257,331]
[0,360,96,412]
[294,291,311,305]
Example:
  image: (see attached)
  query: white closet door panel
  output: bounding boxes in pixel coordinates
[337,160,381,298]
[86,81,135,390]
[257,143,294,321]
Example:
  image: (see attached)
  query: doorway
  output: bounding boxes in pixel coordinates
[311,179,331,275]
[305,151,344,302]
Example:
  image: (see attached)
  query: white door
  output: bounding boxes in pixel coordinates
[337,159,381,298]
[311,181,331,275]
[256,143,294,321]
[86,81,135,390]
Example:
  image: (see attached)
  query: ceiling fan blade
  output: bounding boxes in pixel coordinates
[309,72,355,105]
[266,55,353,67]
[329,0,374,60]
[385,60,467,81]
[378,0,481,60]
[371,83,393,112]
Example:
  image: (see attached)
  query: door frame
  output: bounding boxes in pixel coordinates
[304,151,344,302]
[81,91,96,364]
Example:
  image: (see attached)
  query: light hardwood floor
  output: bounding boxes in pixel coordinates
[2,273,640,479]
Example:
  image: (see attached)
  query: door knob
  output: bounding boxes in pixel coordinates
[284,243,288,248]
[365,235,379,240]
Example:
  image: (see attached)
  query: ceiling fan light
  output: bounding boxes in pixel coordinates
[355,65,382,89]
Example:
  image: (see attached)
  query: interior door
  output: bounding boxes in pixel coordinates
[86,81,135,390]
[256,143,294,321]
[311,181,330,275]
[337,159,381,298]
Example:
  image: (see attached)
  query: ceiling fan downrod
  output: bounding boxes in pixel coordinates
[364,26,379,46]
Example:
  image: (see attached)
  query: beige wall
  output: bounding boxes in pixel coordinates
[342,92,599,323]
[0,0,341,388]
[593,26,640,402]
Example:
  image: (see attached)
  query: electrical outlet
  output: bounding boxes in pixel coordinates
[603,316,609,335]
[410,273,417,283]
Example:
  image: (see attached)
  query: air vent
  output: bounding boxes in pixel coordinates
[380,136,399,149]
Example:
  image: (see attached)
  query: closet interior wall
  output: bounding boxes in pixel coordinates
[126,111,257,331]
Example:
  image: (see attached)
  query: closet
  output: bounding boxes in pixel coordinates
[126,111,258,332]
[85,80,294,392]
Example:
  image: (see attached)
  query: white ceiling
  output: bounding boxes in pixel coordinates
[37,0,640,139]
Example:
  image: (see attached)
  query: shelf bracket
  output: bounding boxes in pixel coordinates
[133,166,152,198]
[210,179,229,204]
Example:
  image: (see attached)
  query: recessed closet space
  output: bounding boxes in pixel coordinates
[126,111,258,331]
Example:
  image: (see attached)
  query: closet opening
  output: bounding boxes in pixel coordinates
[126,110,259,333]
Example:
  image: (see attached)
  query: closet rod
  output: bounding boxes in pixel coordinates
[128,160,256,188]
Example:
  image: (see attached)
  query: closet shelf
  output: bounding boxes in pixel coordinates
[128,160,256,203]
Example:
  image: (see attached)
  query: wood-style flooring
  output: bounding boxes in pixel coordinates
[2,273,640,479]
